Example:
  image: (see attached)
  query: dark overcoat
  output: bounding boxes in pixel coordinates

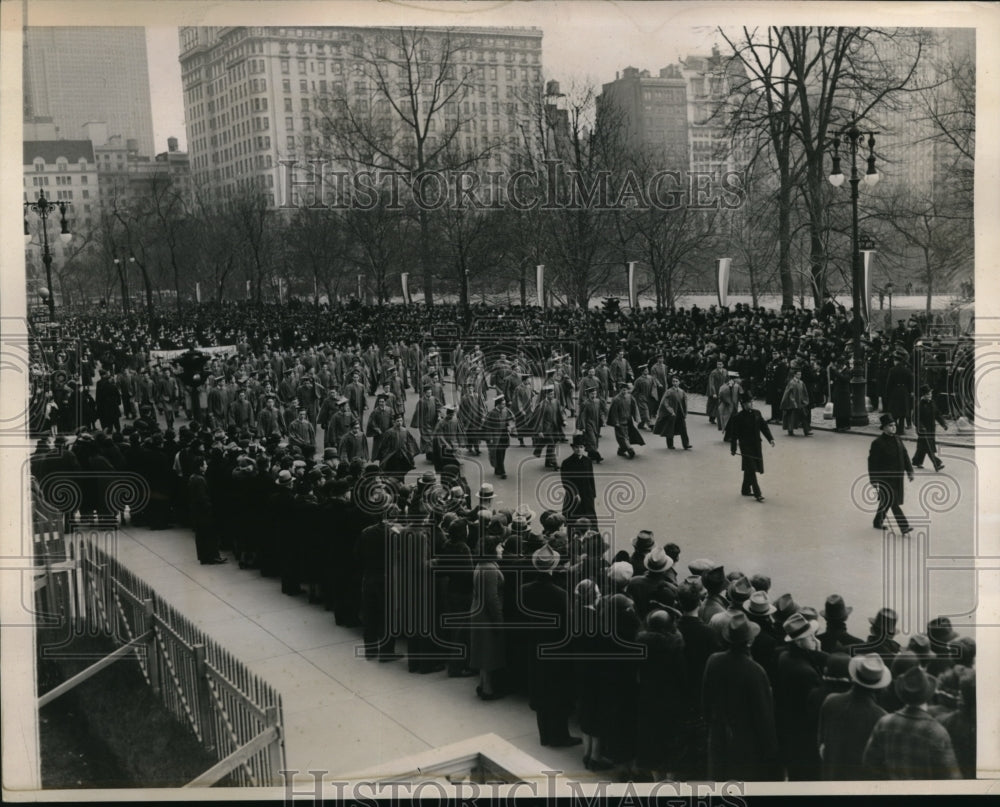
[868,433,913,503]
[728,408,773,474]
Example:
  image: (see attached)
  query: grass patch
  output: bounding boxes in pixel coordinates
[38,627,223,788]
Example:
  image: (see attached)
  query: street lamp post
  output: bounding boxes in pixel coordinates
[113,256,136,313]
[828,125,879,426]
[24,191,72,319]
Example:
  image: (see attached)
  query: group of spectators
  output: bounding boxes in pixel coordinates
[27,297,976,782]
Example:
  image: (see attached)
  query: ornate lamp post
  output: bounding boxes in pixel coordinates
[828,126,879,426]
[24,191,72,319]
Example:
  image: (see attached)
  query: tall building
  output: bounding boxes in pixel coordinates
[24,27,156,157]
[598,66,689,173]
[679,46,746,177]
[178,25,544,205]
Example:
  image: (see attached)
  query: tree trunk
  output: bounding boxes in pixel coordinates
[419,207,434,307]
[519,260,527,307]
[777,157,794,309]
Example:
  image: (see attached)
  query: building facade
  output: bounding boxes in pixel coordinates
[24,27,156,157]
[598,66,689,174]
[178,25,545,206]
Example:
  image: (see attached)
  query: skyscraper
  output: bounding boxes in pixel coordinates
[598,66,689,173]
[178,25,544,205]
[24,27,156,157]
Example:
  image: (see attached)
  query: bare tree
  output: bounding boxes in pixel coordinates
[721,26,933,309]
[316,27,500,308]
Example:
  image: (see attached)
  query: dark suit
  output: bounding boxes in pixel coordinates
[559,453,596,523]
[520,574,574,745]
[868,433,913,531]
[728,407,773,498]
[774,644,827,780]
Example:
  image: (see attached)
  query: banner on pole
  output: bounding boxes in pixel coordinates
[195,282,201,303]
[628,261,637,309]
[536,265,545,308]
[278,278,287,304]
[357,274,364,301]
[717,258,732,307]
[401,272,411,305]
[861,250,875,331]
[245,280,251,300]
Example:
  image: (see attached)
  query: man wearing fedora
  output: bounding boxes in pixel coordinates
[628,530,655,577]
[625,547,677,619]
[868,414,914,534]
[863,665,961,779]
[702,612,781,781]
[727,393,774,502]
[817,594,864,654]
[912,383,947,471]
[606,382,644,459]
[560,434,597,524]
[521,545,579,748]
[774,613,829,779]
[817,653,891,779]
[743,591,781,681]
[483,395,515,478]
[699,564,729,624]
[856,607,902,664]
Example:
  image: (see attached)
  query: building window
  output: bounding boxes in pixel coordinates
[300,80,308,93]
[283,79,291,93]
[285,97,293,112]
[281,59,289,74]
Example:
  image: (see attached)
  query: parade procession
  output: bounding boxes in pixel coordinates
[9,10,986,797]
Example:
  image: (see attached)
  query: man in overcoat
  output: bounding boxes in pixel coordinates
[483,395,515,479]
[560,435,597,525]
[606,383,644,459]
[531,385,564,469]
[727,394,774,501]
[868,414,914,534]
[702,612,781,781]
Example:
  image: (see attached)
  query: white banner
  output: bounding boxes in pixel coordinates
[150,345,237,362]
[195,282,201,303]
[278,277,287,304]
[401,272,411,305]
[357,274,364,300]
[628,261,637,309]
[536,265,545,308]
[861,250,875,331]
[717,257,732,307]
[245,280,251,300]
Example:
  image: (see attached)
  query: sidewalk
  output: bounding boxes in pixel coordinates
[685,392,975,450]
[110,525,602,785]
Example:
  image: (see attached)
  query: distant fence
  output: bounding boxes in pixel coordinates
[33,515,286,788]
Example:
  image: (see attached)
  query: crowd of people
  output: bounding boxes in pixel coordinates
[27,298,975,782]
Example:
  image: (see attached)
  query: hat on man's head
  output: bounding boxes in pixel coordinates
[418,471,437,486]
[581,529,609,556]
[823,653,852,683]
[532,544,560,573]
[927,615,959,644]
[571,433,588,448]
[688,558,716,576]
[821,594,853,622]
[728,576,753,603]
[275,470,294,487]
[774,593,799,624]
[783,612,818,642]
[743,591,776,617]
[869,607,899,635]
[894,665,938,706]
[879,413,896,429]
[644,547,673,573]
[477,483,495,500]
[750,573,771,592]
[721,612,760,646]
[848,653,892,689]
[907,633,933,658]
[703,564,726,587]
[920,383,933,395]
[513,504,536,524]
[727,371,740,378]
[632,530,655,551]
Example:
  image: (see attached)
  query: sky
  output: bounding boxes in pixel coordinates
[142,6,725,152]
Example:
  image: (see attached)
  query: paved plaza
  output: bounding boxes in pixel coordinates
[105,402,978,784]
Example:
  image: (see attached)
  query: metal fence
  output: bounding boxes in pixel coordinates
[34,516,286,788]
